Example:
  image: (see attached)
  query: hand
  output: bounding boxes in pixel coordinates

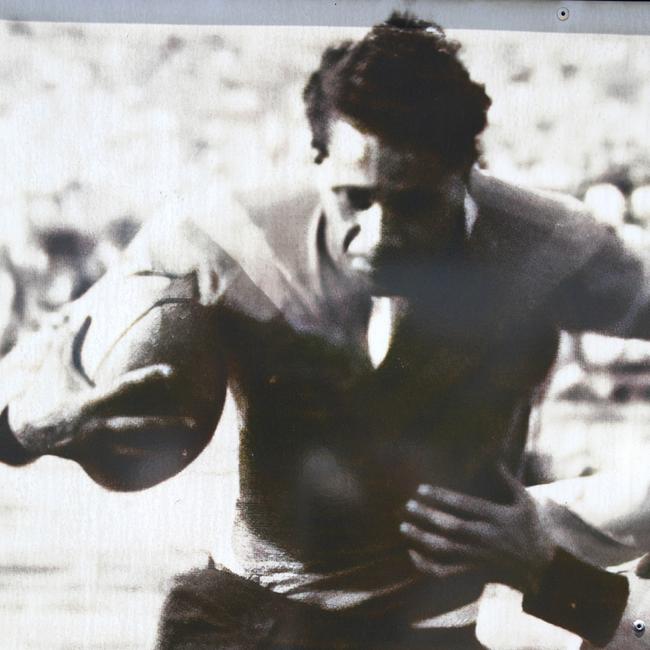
[400,464,556,593]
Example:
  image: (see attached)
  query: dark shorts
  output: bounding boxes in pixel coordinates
[155,562,486,649]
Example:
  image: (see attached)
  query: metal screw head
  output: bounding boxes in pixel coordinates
[633,619,646,637]
[557,7,570,21]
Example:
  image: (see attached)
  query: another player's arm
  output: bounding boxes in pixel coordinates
[400,468,631,648]
[515,224,650,646]
[0,301,228,491]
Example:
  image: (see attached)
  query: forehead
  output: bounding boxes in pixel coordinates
[323,119,449,189]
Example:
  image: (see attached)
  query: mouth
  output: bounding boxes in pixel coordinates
[349,255,372,272]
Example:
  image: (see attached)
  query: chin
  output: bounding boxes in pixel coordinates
[341,257,406,296]
[348,255,373,273]
[366,265,416,298]
[357,266,400,297]
[368,281,404,298]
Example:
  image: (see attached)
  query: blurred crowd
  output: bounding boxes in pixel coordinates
[1,20,650,409]
[0,211,140,355]
[1,20,649,650]
[2,170,650,397]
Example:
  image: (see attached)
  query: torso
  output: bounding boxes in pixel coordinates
[217,191,561,564]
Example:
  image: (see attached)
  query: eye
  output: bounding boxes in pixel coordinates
[387,190,436,213]
[336,187,375,212]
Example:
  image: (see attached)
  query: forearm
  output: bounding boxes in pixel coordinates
[2,404,211,491]
[66,414,208,491]
[0,362,190,461]
[529,472,650,560]
[0,394,215,493]
[4,397,86,460]
[518,481,634,645]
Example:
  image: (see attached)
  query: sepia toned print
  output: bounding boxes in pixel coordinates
[1,12,650,649]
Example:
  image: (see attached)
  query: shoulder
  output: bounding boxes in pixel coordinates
[468,168,608,259]
[467,169,632,312]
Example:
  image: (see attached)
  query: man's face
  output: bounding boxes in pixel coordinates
[316,119,467,295]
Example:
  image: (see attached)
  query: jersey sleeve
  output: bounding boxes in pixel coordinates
[522,547,630,647]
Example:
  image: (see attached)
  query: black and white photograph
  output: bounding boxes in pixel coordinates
[1,3,650,648]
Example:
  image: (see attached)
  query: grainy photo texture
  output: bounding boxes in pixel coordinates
[1,12,650,650]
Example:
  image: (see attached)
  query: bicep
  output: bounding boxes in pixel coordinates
[549,229,647,336]
[74,301,228,491]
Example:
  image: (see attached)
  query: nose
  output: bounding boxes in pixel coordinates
[343,225,361,252]
[345,204,382,256]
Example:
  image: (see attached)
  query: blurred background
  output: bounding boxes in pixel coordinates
[0,19,649,649]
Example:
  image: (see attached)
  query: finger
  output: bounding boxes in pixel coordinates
[407,549,477,579]
[416,484,499,520]
[496,463,528,503]
[404,499,483,541]
[399,522,478,561]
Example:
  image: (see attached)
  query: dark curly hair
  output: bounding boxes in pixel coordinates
[303,12,491,172]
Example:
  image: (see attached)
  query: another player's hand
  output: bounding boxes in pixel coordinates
[400,464,556,593]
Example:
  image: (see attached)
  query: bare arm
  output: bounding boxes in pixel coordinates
[469,167,650,339]
[529,471,650,559]
[400,467,631,647]
[9,364,225,491]
[0,298,228,491]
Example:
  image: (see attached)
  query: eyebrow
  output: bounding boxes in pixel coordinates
[331,185,440,194]
[331,185,375,192]
[382,188,444,201]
